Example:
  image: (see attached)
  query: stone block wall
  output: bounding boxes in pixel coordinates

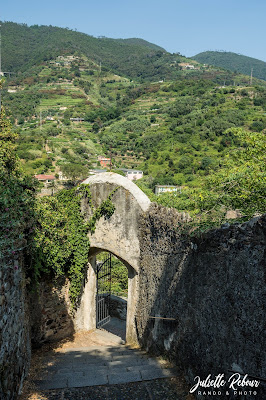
[0,256,31,400]
[29,276,75,346]
[110,294,127,320]
[137,205,265,398]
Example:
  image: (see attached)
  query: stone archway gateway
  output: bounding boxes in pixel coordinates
[74,173,151,345]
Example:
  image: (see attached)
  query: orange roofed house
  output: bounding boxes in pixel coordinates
[98,156,111,168]
[34,174,56,185]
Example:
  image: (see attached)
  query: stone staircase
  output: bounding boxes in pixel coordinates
[34,345,176,390]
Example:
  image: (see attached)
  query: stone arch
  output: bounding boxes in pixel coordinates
[74,173,151,344]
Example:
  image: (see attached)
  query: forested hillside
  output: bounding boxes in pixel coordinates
[1,21,265,222]
[1,21,178,81]
[193,51,266,81]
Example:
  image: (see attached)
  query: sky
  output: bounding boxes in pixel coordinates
[1,0,266,62]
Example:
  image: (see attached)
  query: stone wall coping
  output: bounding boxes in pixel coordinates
[82,172,151,212]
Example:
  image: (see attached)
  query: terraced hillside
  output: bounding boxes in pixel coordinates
[1,24,265,218]
[2,52,265,185]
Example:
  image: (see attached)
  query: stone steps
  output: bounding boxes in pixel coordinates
[34,344,176,390]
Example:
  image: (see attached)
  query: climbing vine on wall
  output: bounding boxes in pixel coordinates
[31,184,116,305]
[86,187,118,233]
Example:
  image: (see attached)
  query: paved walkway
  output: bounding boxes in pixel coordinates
[34,344,176,390]
[20,322,194,399]
[103,316,126,342]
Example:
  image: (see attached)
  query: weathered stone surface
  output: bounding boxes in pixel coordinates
[31,342,172,390]
[78,173,152,344]
[137,207,266,398]
[0,256,31,400]
[29,276,75,345]
[110,294,127,320]
[82,172,151,273]
[2,174,265,399]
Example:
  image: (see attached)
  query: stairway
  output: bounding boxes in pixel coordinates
[34,344,176,390]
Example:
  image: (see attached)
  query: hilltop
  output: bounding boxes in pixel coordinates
[1,21,178,81]
[115,38,165,51]
[192,51,266,81]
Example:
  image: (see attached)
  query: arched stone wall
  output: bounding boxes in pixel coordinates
[75,173,151,344]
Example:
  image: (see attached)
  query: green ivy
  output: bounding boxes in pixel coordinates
[86,188,117,233]
[31,184,117,305]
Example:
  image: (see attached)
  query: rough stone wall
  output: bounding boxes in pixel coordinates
[81,172,151,343]
[29,277,75,346]
[110,295,127,320]
[0,256,31,400]
[137,205,265,397]
[82,172,150,272]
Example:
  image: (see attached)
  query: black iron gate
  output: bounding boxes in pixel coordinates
[96,253,111,328]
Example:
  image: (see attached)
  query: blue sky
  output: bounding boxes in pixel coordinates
[1,0,266,61]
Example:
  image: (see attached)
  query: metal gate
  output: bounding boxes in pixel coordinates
[96,253,111,328]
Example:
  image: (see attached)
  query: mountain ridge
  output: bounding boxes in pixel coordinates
[192,51,266,81]
[0,21,173,81]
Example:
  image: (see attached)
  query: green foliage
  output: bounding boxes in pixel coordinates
[1,26,266,234]
[0,105,36,261]
[97,252,128,296]
[1,21,181,81]
[31,187,89,303]
[60,163,89,183]
[3,89,42,121]
[0,108,18,174]
[193,51,266,81]
[153,128,266,221]
[203,128,266,216]
[31,184,116,305]
[86,188,117,233]
[110,256,128,296]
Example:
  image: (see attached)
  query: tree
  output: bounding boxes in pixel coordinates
[0,103,35,260]
[61,163,89,184]
[0,107,18,175]
[210,129,265,214]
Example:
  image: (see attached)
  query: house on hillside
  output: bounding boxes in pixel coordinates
[34,174,56,185]
[179,63,198,70]
[98,156,111,168]
[70,118,85,122]
[120,169,143,181]
[155,185,181,195]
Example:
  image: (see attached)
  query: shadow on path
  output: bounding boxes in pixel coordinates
[102,317,126,342]
[19,328,194,400]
